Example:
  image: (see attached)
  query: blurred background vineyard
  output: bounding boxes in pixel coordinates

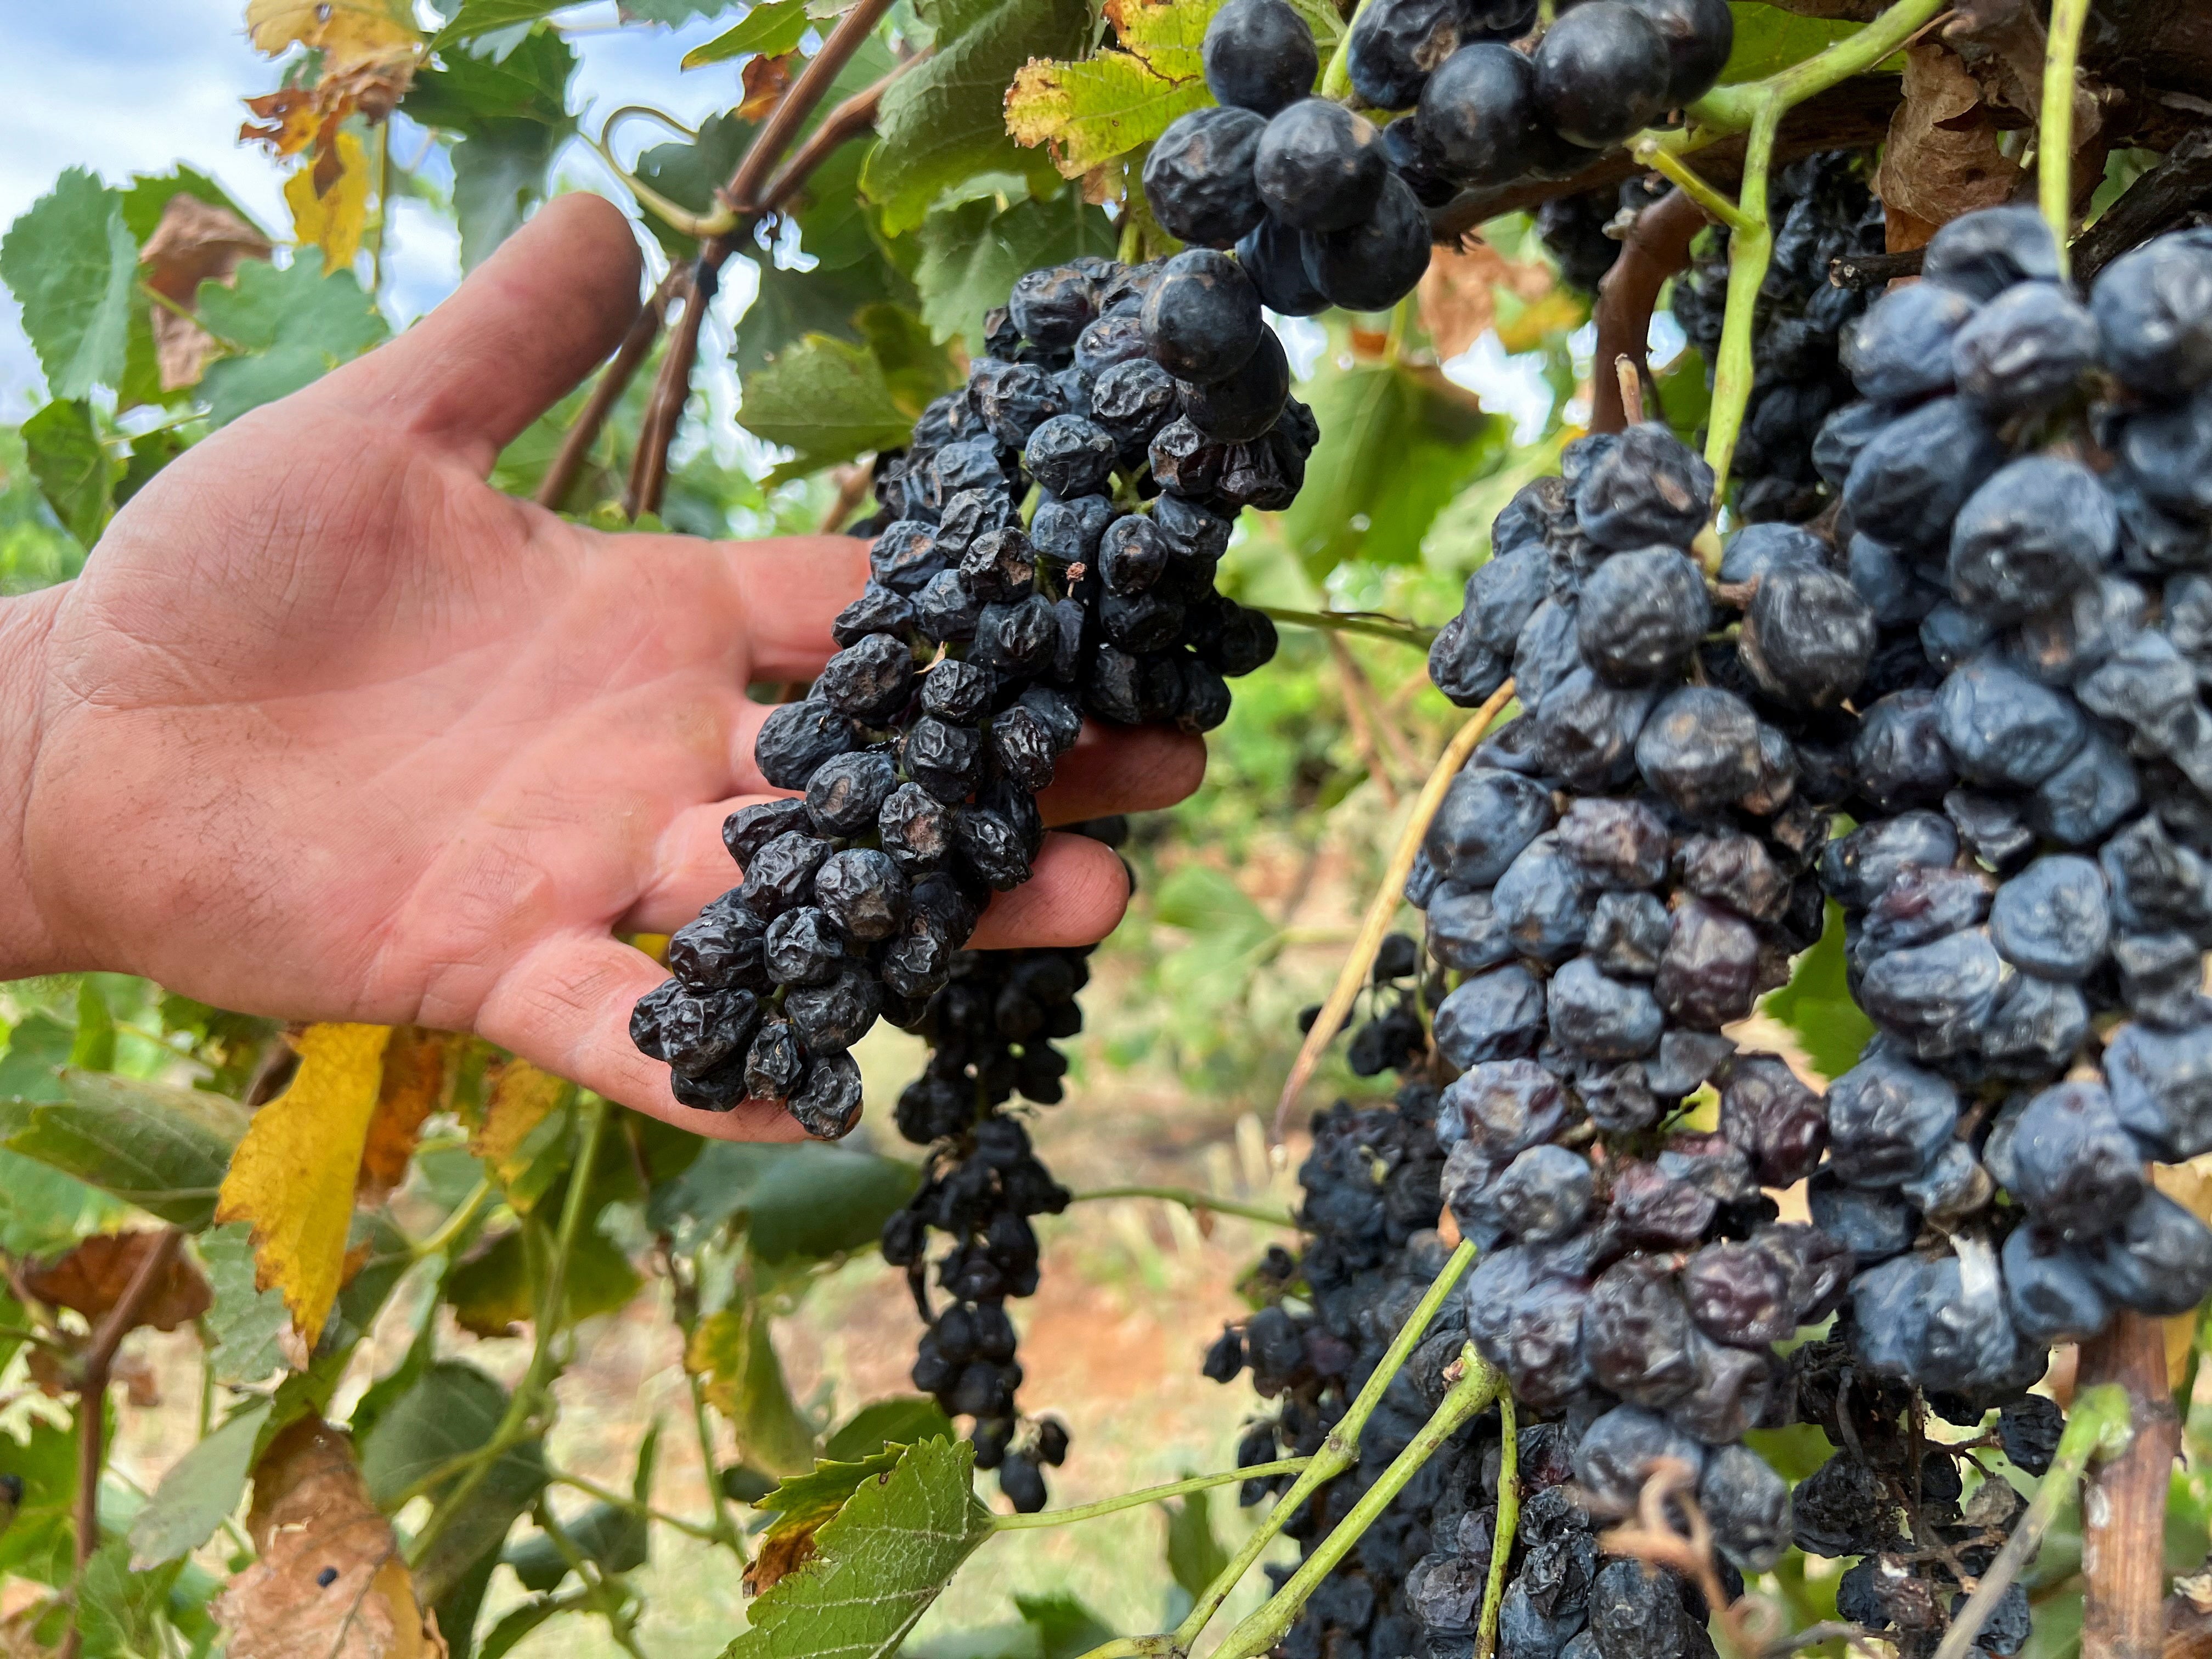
[0,0,1733,1652]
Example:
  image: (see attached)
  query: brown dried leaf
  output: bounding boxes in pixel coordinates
[1873,43,2023,232]
[216,1417,445,1659]
[140,194,272,391]
[25,1232,212,1334]
[742,1527,820,1597]
[25,1346,71,1398]
[1418,240,1555,360]
[740,54,797,121]
[357,1028,454,1204]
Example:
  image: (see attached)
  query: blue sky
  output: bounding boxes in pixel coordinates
[0,0,765,420]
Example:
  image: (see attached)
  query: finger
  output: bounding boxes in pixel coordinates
[477,931,808,1143]
[724,534,873,681]
[968,833,1132,949]
[1037,724,1207,826]
[320,193,645,475]
[626,796,761,934]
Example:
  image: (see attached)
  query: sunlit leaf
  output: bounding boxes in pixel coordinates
[1760,900,1872,1082]
[739,333,917,482]
[194,251,390,425]
[685,0,812,66]
[215,1023,393,1349]
[1718,3,1868,83]
[0,170,137,400]
[284,128,374,271]
[861,0,1091,234]
[914,191,1116,354]
[718,1438,994,1659]
[1007,0,1222,177]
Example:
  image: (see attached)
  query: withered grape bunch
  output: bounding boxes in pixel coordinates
[629,253,1293,1138]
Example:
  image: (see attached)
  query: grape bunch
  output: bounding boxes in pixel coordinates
[1212,996,1775,1659]
[878,925,1101,1515]
[1799,204,2212,1392]
[1778,1335,2051,1658]
[1202,1013,1491,1659]
[627,252,1290,1136]
[1385,414,1894,1644]
[1142,0,1733,322]
[1670,150,1886,523]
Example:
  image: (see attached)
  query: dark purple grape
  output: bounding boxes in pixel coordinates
[1531,1,1672,149]
[1203,0,1319,115]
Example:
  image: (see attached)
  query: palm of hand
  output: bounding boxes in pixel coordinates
[9,196,1199,1137]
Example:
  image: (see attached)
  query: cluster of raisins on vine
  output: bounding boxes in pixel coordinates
[629,251,1288,1135]
[1142,0,1734,325]
[1669,150,1887,523]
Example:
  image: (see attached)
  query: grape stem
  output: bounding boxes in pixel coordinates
[1256,605,1438,649]
[1272,682,1516,1134]
[623,0,901,520]
[1165,1238,1482,1652]
[990,1459,1311,1530]
[1211,1344,1506,1659]
[1317,0,1381,101]
[1062,1185,1296,1228]
[1472,1386,1519,1659]
[1667,0,1949,503]
[1931,1382,2132,1659]
[2040,0,2094,275]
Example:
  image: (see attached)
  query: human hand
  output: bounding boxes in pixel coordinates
[1,194,1205,1139]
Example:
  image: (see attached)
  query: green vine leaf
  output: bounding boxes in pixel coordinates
[1718,2,1869,83]
[648,1138,921,1262]
[199,1222,292,1387]
[21,399,119,549]
[127,1399,273,1569]
[430,0,573,48]
[719,1437,995,1658]
[0,168,138,401]
[915,193,1118,355]
[1276,361,1506,578]
[685,0,812,67]
[1760,899,1873,1081]
[862,0,1092,234]
[359,1361,549,1603]
[738,334,918,483]
[0,1070,247,1229]
[195,253,391,427]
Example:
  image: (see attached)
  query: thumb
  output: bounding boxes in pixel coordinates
[319,193,647,475]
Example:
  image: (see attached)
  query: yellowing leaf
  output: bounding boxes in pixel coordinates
[216,1023,393,1350]
[470,1059,569,1205]
[246,0,422,75]
[284,128,373,272]
[686,1301,816,1476]
[214,1416,444,1659]
[1005,0,1221,178]
[1104,0,1212,75]
[358,1028,454,1204]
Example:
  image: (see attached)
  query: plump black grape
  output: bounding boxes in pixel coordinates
[1530,1,1673,149]
[1202,0,1319,116]
[1254,98,1387,234]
